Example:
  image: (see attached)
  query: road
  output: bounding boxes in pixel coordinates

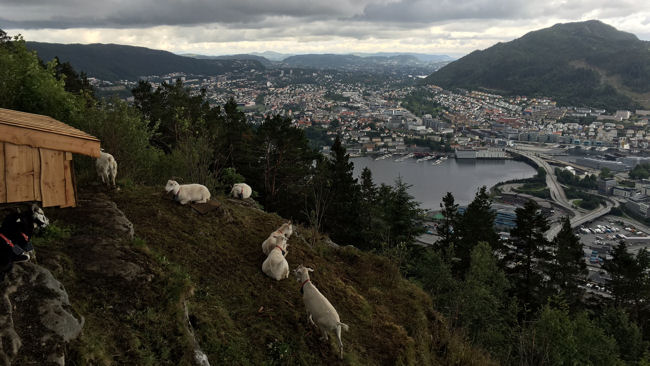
[507,148,616,239]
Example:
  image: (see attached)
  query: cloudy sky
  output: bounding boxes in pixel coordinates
[1,0,648,57]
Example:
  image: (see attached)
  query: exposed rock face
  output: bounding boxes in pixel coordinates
[0,192,148,365]
[0,263,83,366]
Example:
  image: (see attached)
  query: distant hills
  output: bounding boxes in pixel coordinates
[26,40,451,79]
[186,52,453,71]
[27,42,264,81]
[425,20,650,110]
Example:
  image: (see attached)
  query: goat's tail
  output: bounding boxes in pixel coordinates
[338,322,349,332]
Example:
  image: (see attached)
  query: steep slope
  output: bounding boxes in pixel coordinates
[27,42,264,81]
[23,186,494,365]
[425,20,650,109]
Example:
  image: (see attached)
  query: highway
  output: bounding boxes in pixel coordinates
[506,148,616,239]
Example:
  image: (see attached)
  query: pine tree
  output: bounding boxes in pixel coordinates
[385,178,422,247]
[455,186,499,275]
[359,167,378,248]
[322,136,363,246]
[603,243,650,313]
[507,199,550,310]
[547,216,587,308]
[253,114,317,215]
[436,192,459,261]
[459,242,517,358]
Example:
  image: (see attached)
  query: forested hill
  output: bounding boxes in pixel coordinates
[27,42,264,81]
[425,20,650,110]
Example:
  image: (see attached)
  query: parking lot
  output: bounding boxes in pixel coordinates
[575,214,650,296]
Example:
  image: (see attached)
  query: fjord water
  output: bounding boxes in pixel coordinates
[352,157,536,210]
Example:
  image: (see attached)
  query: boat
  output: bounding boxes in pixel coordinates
[375,153,392,161]
[395,153,415,162]
[416,155,436,162]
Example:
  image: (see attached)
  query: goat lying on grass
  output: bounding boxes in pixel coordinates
[294,264,349,359]
[230,183,252,199]
[261,222,293,255]
[0,204,49,281]
[165,180,211,205]
[262,236,289,281]
[96,150,118,188]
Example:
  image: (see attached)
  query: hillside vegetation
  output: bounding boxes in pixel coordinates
[425,20,650,110]
[35,187,493,365]
[26,42,264,81]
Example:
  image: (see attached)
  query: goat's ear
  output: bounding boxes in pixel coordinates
[307,267,314,272]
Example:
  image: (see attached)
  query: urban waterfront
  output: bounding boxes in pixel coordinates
[352,157,537,210]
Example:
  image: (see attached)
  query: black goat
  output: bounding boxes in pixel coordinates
[0,204,49,281]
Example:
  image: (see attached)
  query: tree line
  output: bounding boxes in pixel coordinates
[404,188,650,364]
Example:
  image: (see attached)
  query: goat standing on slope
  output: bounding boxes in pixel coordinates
[96,150,118,188]
[294,264,349,359]
[165,180,211,205]
[262,235,289,281]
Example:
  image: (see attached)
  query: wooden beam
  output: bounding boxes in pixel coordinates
[62,159,76,207]
[0,143,5,203]
[5,143,35,203]
[0,124,101,158]
[40,148,66,207]
[33,147,42,201]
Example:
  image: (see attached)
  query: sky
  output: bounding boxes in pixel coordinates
[1,0,649,57]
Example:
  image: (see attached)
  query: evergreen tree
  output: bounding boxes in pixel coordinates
[322,136,363,246]
[603,243,650,315]
[458,242,517,359]
[519,303,621,366]
[384,178,423,247]
[359,167,378,248]
[252,114,317,216]
[455,186,499,275]
[52,57,94,97]
[360,167,377,202]
[600,307,647,363]
[548,216,587,308]
[507,199,550,310]
[436,192,459,261]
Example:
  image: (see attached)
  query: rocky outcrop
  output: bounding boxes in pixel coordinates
[0,192,149,365]
[0,263,83,366]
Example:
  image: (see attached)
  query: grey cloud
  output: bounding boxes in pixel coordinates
[0,0,369,29]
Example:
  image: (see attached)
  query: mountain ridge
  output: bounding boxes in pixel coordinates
[27,42,265,81]
[425,20,650,110]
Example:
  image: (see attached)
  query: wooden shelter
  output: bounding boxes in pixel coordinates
[0,108,101,208]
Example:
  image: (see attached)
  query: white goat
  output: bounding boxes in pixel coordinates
[261,222,293,255]
[230,183,252,199]
[165,180,211,205]
[262,236,289,281]
[277,221,293,239]
[294,264,349,359]
[96,151,118,188]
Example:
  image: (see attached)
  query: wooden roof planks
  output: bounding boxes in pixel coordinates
[0,108,101,207]
[0,108,100,158]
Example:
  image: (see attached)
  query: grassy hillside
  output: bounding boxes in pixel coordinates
[425,20,650,110]
[35,186,494,365]
[26,42,265,81]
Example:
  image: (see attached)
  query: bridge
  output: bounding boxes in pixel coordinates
[506,148,616,239]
